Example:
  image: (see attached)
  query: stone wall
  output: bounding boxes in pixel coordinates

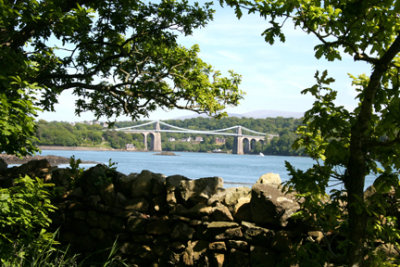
[0,159,319,266]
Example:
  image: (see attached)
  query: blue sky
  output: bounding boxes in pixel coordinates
[38,4,371,122]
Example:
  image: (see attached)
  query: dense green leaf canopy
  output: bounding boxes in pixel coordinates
[0,0,243,155]
[222,0,400,265]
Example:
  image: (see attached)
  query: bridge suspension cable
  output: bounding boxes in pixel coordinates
[159,121,242,134]
[115,120,156,131]
[158,121,195,132]
[112,120,269,137]
[211,125,240,133]
[240,126,267,136]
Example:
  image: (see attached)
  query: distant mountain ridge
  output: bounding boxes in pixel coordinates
[240,110,304,119]
[175,109,304,120]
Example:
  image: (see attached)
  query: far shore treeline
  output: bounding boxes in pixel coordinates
[35,117,303,156]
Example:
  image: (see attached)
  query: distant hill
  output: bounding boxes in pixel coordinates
[240,110,304,119]
[175,109,304,120]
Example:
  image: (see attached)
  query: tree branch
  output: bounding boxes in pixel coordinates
[10,0,91,50]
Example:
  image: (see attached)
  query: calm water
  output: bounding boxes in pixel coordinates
[39,150,375,190]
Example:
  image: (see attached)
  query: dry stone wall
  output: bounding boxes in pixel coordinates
[0,159,318,266]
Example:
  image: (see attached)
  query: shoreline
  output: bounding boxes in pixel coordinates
[0,153,98,165]
[38,145,127,151]
[38,146,305,158]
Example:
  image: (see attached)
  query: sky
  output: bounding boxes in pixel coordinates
[37,3,371,122]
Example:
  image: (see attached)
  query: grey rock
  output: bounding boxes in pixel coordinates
[182,240,208,266]
[228,240,249,251]
[79,164,114,195]
[207,221,239,229]
[242,222,275,247]
[256,173,282,187]
[127,217,147,233]
[131,170,153,198]
[211,203,234,221]
[151,173,167,195]
[250,245,277,266]
[210,253,225,267]
[146,219,170,235]
[209,241,227,251]
[179,177,224,204]
[166,175,189,205]
[115,173,136,196]
[0,158,7,172]
[99,183,116,205]
[233,202,252,222]
[224,187,251,206]
[125,198,150,212]
[226,248,249,266]
[215,227,243,240]
[171,222,195,241]
[13,159,52,181]
[250,183,299,228]
[175,202,213,218]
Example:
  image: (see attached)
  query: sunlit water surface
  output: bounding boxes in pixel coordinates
[39,150,375,191]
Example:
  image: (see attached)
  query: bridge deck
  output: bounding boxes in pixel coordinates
[109,120,278,154]
[117,129,265,138]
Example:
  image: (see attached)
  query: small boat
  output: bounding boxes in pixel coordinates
[259,152,264,157]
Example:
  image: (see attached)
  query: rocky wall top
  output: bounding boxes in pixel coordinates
[7,159,396,266]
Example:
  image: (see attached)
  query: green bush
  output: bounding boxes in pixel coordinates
[0,175,59,265]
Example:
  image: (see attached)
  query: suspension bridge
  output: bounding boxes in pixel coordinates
[112,121,278,155]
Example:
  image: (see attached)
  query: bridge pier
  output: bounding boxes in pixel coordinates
[233,127,265,155]
[233,126,244,155]
[140,122,161,152]
[151,121,162,152]
[143,133,148,151]
[243,138,251,154]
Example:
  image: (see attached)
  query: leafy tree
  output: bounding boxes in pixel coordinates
[222,0,400,265]
[0,89,39,156]
[0,0,243,156]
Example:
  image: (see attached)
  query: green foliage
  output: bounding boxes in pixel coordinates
[363,173,400,266]
[68,155,115,189]
[92,159,118,189]
[1,0,243,155]
[78,238,128,267]
[0,233,79,267]
[0,168,138,266]
[222,0,400,265]
[285,162,349,263]
[0,175,58,264]
[68,155,84,189]
[107,158,118,170]
[0,90,39,156]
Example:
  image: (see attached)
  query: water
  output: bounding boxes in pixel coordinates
[39,150,375,190]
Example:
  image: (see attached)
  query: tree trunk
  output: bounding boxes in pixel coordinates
[345,62,380,265]
[346,136,367,267]
[345,34,400,266]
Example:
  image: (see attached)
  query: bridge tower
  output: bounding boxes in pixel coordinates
[143,133,148,151]
[151,121,162,152]
[233,126,244,155]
